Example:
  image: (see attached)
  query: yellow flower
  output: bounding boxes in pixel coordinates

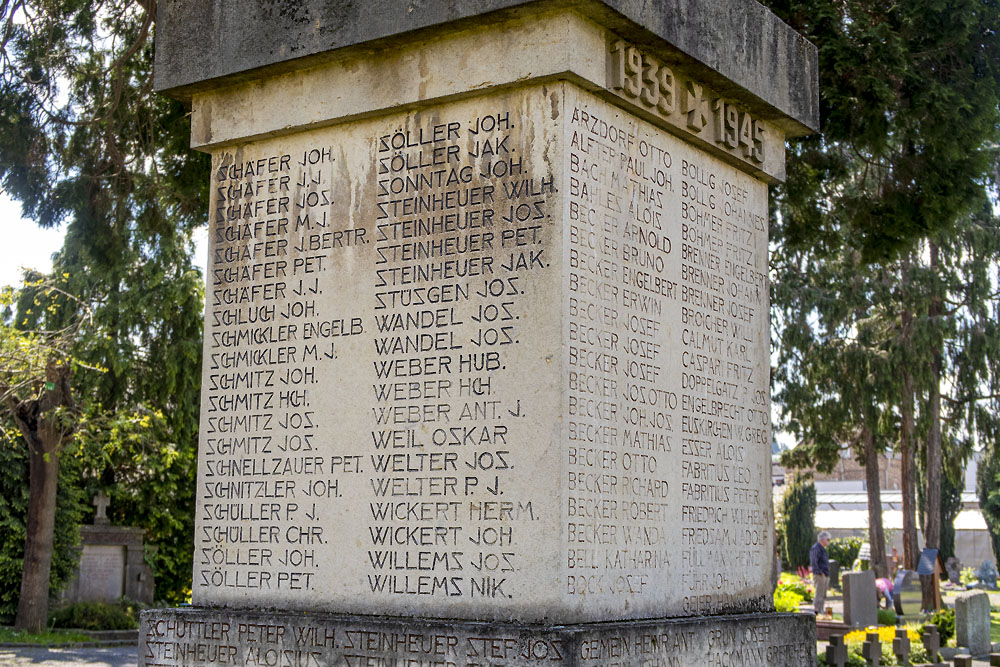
[843,626,920,644]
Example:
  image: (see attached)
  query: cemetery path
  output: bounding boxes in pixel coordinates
[0,644,135,667]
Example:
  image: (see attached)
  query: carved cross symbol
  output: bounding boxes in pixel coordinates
[826,635,848,667]
[922,625,941,663]
[892,628,910,666]
[92,491,110,524]
[862,632,882,667]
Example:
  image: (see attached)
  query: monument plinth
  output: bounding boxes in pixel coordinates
[145,1,818,664]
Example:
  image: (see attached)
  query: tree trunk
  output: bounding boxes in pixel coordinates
[862,426,889,579]
[924,243,943,550]
[900,364,919,570]
[8,361,74,632]
[14,420,62,631]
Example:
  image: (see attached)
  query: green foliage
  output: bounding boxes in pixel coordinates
[0,426,86,623]
[73,406,196,603]
[776,574,814,603]
[49,598,140,630]
[773,587,804,613]
[827,537,863,569]
[819,632,929,667]
[0,2,208,602]
[960,567,977,586]
[877,608,897,626]
[937,467,963,561]
[0,627,93,644]
[764,0,1000,261]
[926,608,955,643]
[908,640,929,665]
[777,475,816,569]
[818,650,866,667]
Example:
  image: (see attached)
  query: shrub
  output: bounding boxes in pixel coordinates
[877,608,897,626]
[49,598,141,630]
[959,567,977,586]
[925,607,955,643]
[774,587,804,612]
[827,536,863,569]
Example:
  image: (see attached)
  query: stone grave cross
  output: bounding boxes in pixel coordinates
[826,635,848,667]
[923,625,942,663]
[862,632,882,667]
[92,491,110,524]
[892,628,910,666]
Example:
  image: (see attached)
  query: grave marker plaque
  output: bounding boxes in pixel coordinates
[143,1,820,664]
[76,545,125,601]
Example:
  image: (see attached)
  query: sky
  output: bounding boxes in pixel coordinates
[0,191,65,287]
[0,190,209,288]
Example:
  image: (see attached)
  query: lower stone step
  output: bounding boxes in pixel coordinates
[141,608,816,667]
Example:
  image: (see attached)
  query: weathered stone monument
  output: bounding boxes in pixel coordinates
[60,493,155,606]
[955,590,992,656]
[143,1,819,664]
[843,570,878,629]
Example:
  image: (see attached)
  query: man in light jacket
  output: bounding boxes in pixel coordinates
[810,530,831,615]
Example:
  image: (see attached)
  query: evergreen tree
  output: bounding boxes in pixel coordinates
[778,475,817,569]
[1,2,208,602]
[763,0,1000,571]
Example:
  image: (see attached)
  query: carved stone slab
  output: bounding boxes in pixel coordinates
[140,608,816,667]
[195,82,774,624]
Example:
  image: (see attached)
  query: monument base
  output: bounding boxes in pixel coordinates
[140,607,815,666]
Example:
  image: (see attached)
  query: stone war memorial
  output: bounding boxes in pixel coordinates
[144,1,819,665]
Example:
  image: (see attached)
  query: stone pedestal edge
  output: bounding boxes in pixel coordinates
[154,0,817,133]
[140,607,816,666]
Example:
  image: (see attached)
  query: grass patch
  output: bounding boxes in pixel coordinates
[0,626,93,644]
[991,611,999,644]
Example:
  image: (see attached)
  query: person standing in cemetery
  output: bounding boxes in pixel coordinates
[811,531,832,615]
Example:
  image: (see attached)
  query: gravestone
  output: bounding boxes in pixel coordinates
[923,625,943,664]
[843,570,878,628]
[955,590,991,656]
[59,493,155,606]
[142,1,819,664]
[862,632,881,667]
[893,627,911,666]
[946,557,962,585]
[894,569,923,617]
[827,635,849,667]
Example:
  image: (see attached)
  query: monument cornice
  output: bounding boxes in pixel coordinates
[155,0,818,135]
